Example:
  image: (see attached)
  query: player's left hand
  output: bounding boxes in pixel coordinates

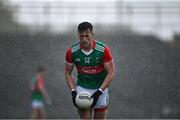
[45,97,52,106]
[91,89,102,107]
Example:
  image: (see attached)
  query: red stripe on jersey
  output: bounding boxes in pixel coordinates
[76,64,105,74]
[65,48,73,64]
[103,46,113,63]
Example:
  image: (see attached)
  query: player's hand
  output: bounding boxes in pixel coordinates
[71,90,79,108]
[45,97,52,106]
[91,89,102,107]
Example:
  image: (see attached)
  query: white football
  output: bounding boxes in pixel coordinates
[75,91,93,109]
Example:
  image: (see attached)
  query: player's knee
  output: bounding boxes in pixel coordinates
[94,107,107,113]
[94,108,107,119]
[78,109,91,119]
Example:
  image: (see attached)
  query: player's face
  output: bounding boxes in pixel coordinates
[78,29,93,49]
[42,70,47,76]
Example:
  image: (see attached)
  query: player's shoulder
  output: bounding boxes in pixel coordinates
[31,75,36,83]
[94,40,107,47]
[71,42,80,48]
[70,42,80,53]
[94,40,107,53]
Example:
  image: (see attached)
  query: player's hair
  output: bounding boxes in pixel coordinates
[37,66,47,73]
[78,22,93,33]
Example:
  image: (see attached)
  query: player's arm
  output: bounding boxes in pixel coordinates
[100,60,115,91]
[64,48,76,91]
[100,46,115,91]
[65,63,76,91]
[65,63,79,108]
[65,48,79,108]
[37,77,50,101]
[40,87,49,99]
[39,86,51,105]
[91,46,115,107]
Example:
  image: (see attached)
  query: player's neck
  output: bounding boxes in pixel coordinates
[81,40,94,51]
[83,47,92,51]
[36,73,43,77]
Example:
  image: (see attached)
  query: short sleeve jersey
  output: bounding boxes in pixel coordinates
[65,40,113,89]
[31,75,45,100]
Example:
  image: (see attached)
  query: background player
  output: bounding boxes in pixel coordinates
[31,66,51,119]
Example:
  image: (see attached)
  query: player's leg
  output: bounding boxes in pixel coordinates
[37,100,45,119]
[93,88,109,119]
[78,108,92,120]
[31,100,45,119]
[31,100,38,119]
[31,108,38,119]
[38,108,46,119]
[94,107,107,119]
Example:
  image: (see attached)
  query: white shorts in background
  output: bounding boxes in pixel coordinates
[31,100,44,109]
[76,86,109,109]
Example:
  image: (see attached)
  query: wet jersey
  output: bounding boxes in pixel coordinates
[31,75,45,101]
[65,40,113,89]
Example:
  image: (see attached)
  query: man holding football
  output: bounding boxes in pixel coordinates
[65,22,115,119]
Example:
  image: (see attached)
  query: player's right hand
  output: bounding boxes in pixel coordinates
[71,90,79,108]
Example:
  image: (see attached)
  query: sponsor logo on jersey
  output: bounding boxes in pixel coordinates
[76,64,104,74]
[75,58,81,62]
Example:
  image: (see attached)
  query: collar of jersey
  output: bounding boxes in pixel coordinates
[81,49,93,56]
[80,40,96,56]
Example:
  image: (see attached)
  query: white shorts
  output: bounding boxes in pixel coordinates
[76,86,109,110]
[31,100,44,109]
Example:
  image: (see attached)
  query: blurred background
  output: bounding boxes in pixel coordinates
[0,0,180,119]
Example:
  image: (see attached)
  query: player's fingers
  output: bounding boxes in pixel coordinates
[91,99,96,107]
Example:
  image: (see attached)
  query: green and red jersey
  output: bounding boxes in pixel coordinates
[65,40,113,89]
[31,75,45,101]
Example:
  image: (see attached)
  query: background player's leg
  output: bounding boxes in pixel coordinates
[38,108,46,119]
[31,108,38,119]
